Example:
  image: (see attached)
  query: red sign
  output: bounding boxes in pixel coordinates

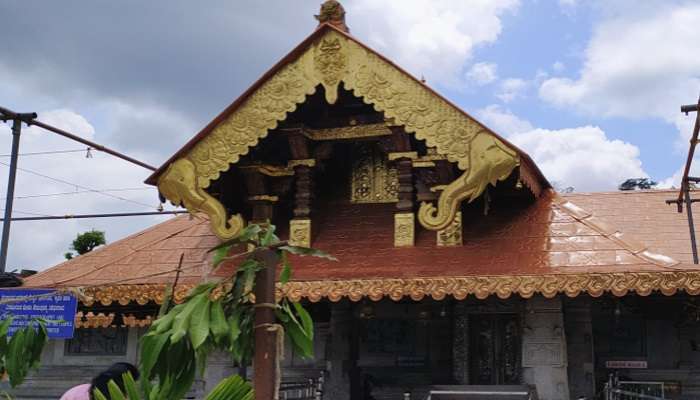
[605,360,648,369]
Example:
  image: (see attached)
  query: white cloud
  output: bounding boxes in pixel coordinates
[350,0,520,86]
[0,110,177,271]
[510,126,646,192]
[539,2,700,145]
[477,105,647,192]
[477,105,534,136]
[496,78,528,102]
[466,62,498,86]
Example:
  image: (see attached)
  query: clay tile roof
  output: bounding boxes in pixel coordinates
[23,190,700,303]
[23,215,217,288]
[562,189,698,265]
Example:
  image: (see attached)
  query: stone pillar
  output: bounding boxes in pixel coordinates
[564,297,595,400]
[452,302,469,384]
[521,295,570,400]
[324,301,353,400]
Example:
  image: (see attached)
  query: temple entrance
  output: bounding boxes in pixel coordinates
[350,300,453,399]
[468,314,521,385]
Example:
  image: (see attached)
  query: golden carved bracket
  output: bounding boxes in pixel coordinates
[157,29,521,239]
[158,158,244,240]
[418,132,519,230]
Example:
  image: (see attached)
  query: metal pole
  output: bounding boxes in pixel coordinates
[253,248,280,400]
[0,106,156,171]
[0,117,26,272]
[685,183,699,264]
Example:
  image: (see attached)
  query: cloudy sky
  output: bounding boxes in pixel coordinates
[1,0,698,271]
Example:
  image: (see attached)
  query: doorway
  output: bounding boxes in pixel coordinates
[468,314,521,385]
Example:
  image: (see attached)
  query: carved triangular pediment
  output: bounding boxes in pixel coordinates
[153,25,543,240]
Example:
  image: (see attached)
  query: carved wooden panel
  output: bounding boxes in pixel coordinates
[468,314,521,384]
[350,143,398,204]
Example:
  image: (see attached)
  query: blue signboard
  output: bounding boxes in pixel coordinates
[0,289,78,339]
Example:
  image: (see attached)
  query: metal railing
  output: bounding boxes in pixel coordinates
[279,370,325,400]
[604,374,666,400]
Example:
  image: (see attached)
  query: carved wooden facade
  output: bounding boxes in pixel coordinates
[153,26,525,247]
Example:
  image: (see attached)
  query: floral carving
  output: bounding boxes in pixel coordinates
[314,37,347,104]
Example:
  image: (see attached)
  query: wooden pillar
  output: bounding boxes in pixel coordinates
[253,248,281,400]
[389,151,416,247]
[289,159,315,248]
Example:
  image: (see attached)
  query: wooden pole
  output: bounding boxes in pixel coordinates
[254,248,280,400]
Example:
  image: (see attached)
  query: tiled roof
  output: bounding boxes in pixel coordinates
[24,190,698,302]
[562,190,697,264]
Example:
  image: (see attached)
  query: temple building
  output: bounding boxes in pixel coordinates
[14,2,700,399]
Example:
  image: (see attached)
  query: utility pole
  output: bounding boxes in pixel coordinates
[0,111,37,273]
[666,95,700,264]
[253,248,280,400]
[0,105,158,273]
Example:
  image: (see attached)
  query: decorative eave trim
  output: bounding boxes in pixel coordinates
[76,271,700,307]
[80,284,193,306]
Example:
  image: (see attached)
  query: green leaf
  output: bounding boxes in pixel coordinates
[122,371,141,400]
[292,302,314,340]
[285,319,314,359]
[212,245,231,268]
[208,224,262,253]
[140,333,170,380]
[279,251,291,284]
[210,300,228,342]
[260,224,278,247]
[92,387,109,400]
[107,380,128,400]
[280,245,337,261]
[188,296,211,350]
[205,374,253,400]
[151,304,182,334]
[158,285,173,318]
[170,292,207,344]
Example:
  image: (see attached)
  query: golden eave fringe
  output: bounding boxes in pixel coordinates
[78,271,700,306]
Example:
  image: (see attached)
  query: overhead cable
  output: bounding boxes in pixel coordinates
[0,148,88,157]
[0,187,154,201]
[0,161,157,209]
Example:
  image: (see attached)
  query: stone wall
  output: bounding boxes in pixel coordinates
[521,296,570,400]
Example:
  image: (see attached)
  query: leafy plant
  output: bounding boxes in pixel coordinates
[137,223,334,399]
[65,229,106,259]
[93,372,253,400]
[0,317,49,387]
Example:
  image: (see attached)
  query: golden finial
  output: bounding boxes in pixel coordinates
[315,0,349,33]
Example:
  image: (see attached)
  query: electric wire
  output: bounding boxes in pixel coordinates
[0,161,157,209]
[0,187,154,201]
[0,148,88,157]
[0,208,52,217]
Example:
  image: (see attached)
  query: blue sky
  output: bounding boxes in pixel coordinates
[0,0,698,269]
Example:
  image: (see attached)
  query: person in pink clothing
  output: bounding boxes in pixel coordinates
[59,383,91,400]
[59,362,139,400]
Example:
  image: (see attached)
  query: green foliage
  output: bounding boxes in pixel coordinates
[619,178,658,191]
[65,229,106,259]
[0,318,49,387]
[93,372,253,400]
[137,223,333,399]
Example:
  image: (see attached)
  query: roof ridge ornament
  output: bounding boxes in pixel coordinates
[315,0,349,33]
